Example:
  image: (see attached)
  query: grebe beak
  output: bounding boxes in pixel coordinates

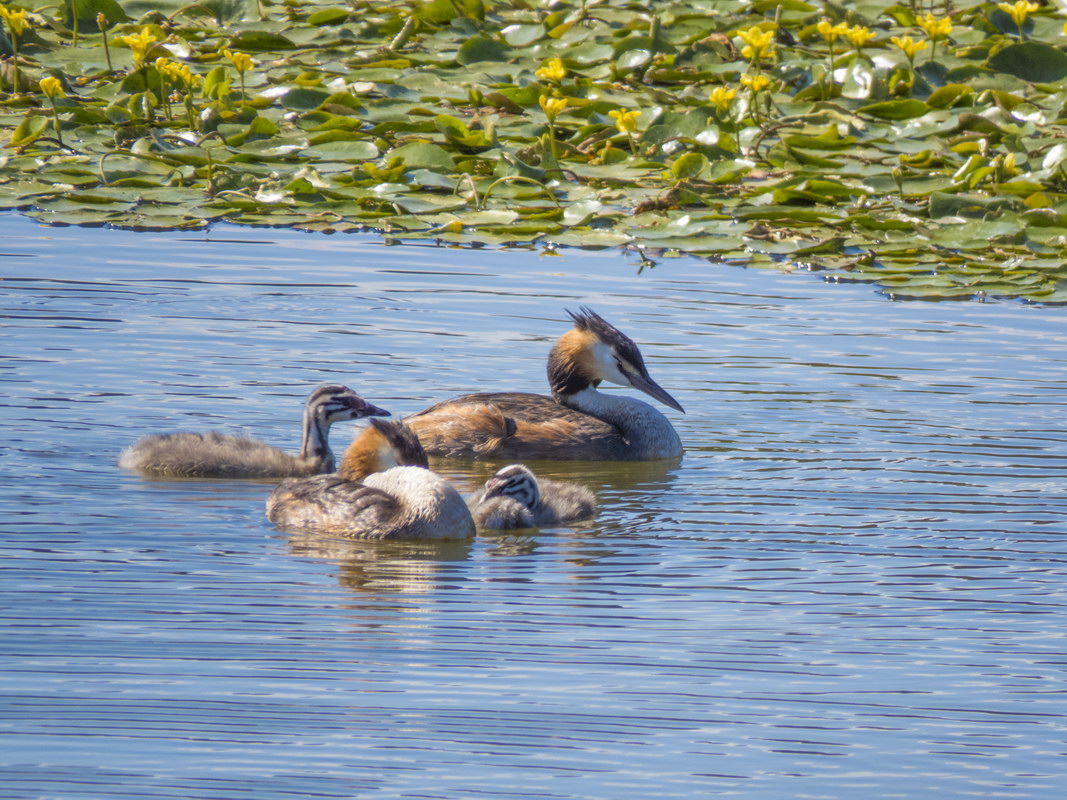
[628,371,685,413]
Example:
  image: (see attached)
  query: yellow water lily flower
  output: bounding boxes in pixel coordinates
[539,94,568,121]
[998,1,1039,29]
[709,85,736,112]
[535,57,566,83]
[39,75,63,100]
[0,5,28,37]
[891,35,928,60]
[740,72,770,92]
[608,108,640,134]
[0,6,29,93]
[737,25,775,62]
[155,57,178,79]
[176,63,200,88]
[154,57,198,87]
[119,27,159,69]
[917,13,953,40]
[845,24,876,49]
[816,18,850,44]
[222,48,254,74]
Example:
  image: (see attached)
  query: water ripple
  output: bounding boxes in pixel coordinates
[1,216,1066,800]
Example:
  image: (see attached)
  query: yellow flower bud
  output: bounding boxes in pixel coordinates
[39,75,63,100]
[1001,152,1020,178]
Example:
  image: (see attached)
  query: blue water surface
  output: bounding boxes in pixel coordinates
[1,213,1065,799]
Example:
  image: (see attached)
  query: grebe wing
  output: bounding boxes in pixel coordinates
[409,392,586,425]
[266,474,402,535]
[407,392,625,460]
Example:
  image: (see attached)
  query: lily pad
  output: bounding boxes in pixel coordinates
[388,142,455,171]
[457,35,512,66]
[303,140,379,161]
[987,43,1067,84]
[859,99,932,120]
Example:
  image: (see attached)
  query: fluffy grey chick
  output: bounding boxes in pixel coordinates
[119,384,388,479]
[469,463,597,529]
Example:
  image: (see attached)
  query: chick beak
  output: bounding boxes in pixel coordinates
[627,370,685,413]
[358,400,391,418]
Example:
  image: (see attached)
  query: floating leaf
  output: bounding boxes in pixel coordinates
[670,153,709,181]
[501,24,545,47]
[303,140,379,161]
[456,35,511,65]
[307,8,351,26]
[388,142,455,171]
[228,30,297,51]
[66,0,129,29]
[858,99,931,120]
[987,43,1067,84]
[617,49,652,70]
[9,114,48,147]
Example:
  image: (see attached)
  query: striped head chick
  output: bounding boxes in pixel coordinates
[301,384,391,468]
[482,464,541,510]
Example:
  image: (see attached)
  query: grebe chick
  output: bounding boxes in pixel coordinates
[406,307,684,461]
[469,464,598,530]
[119,384,388,479]
[266,418,475,540]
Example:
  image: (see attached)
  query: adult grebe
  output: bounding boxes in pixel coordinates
[406,307,684,460]
[469,464,598,529]
[266,418,475,540]
[118,384,388,479]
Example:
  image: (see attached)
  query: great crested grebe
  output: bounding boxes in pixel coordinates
[406,307,684,461]
[469,463,598,529]
[266,418,475,540]
[119,384,389,479]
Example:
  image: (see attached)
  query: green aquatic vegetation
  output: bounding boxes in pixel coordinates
[3,0,1067,302]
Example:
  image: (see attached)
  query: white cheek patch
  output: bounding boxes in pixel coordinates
[591,341,629,386]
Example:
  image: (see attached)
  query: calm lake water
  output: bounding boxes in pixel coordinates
[2,212,1065,799]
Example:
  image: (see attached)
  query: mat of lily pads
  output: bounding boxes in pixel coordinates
[3,0,1067,303]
